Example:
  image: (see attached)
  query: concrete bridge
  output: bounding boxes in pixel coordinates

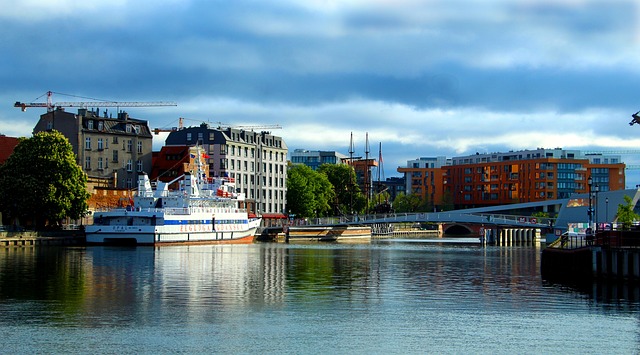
[302,211,552,245]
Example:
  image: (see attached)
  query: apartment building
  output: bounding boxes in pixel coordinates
[399,148,625,209]
[33,108,153,189]
[290,149,348,170]
[163,123,288,215]
[397,157,449,209]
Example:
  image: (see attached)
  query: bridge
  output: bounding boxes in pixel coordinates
[294,210,553,246]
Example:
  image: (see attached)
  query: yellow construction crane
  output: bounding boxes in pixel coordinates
[14,91,177,112]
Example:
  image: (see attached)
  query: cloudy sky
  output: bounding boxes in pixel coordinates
[3,0,640,186]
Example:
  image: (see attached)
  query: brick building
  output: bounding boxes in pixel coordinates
[398,148,625,210]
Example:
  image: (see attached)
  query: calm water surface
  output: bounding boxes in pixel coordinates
[1,240,639,354]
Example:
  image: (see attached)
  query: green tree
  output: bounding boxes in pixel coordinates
[392,192,427,213]
[440,190,454,211]
[369,190,392,213]
[615,195,639,230]
[286,165,334,218]
[0,131,89,229]
[318,164,366,215]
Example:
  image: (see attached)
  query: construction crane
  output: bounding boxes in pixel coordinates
[214,121,282,131]
[153,118,185,135]
[153,117,281,135]
[14,91,177,112]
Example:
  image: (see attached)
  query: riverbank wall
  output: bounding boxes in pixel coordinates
[0,230,85,247]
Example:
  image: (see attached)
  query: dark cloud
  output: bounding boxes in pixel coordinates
[2,0,640,187]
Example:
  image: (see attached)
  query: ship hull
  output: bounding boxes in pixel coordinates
[86,209,261,246]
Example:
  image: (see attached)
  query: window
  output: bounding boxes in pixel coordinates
[46,121,53,130]
[137,141,142,153]
[87,120,94,130]
[98,121,104,131]
[98,157,103,170]
[85,137,91,150]
[97,138,104,150]
[137,160,143,172]
[126,159,133,172]
[186,133,192,141]
[113,150,118,163]
[113,137,118,144]
[126,178,133,189]
[85,157,91,170]
[126,124,132,133]
[127,140,132,152]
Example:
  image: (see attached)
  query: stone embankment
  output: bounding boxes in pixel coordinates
[0,230,85,247]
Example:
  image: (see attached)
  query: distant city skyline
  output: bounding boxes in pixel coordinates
[3,1,640,187]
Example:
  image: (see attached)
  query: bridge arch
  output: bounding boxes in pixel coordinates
[443,223,474,236]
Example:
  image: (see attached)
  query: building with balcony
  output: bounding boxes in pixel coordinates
[33,108,153,189]
[398,148,626,211]
[290,149,348,170]
[397,157,449,210]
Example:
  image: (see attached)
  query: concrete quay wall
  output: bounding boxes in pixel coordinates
[542,247,640,282]
[0,231,85,247]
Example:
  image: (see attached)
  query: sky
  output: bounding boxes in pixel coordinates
[2,0,640,187]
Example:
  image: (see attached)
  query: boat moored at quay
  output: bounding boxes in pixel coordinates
[86,148,261,246]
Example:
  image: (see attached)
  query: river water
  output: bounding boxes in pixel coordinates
[0,239,639,354]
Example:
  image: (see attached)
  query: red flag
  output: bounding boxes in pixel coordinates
[202,153,210,159]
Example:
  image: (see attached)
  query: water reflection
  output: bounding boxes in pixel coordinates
[0,243,639,353]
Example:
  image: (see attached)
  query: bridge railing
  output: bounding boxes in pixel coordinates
[305,212,553,228]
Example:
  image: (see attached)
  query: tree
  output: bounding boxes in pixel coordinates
[318,164,366,215]
[0,131,89,229]
[286,165,334,218]
[440,190,454,211]
[391,192,434,213]
[615,195,639,231]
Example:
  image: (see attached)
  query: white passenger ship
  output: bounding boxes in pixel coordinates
[86,148,261,246]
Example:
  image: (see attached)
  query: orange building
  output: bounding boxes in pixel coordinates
[397,157,447,211]
[399,149,626,210]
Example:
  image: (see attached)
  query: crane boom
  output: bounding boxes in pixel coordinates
[14,91,177,112]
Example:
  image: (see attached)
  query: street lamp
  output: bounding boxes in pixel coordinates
[605,197,609,229]
[594,184,599,231]
[587,176,593,235]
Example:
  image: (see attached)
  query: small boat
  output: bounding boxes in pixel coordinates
[86,147,261,246]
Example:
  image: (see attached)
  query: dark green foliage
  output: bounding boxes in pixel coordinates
[392,192,431,213]
[616,195,639,230]
[318,164,366,215]
[0,131,89,228]
[286,164,334,218]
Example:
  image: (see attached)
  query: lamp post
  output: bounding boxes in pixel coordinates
[594,184,599,232]
[587,176,593,235]
[605,197,609,230]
